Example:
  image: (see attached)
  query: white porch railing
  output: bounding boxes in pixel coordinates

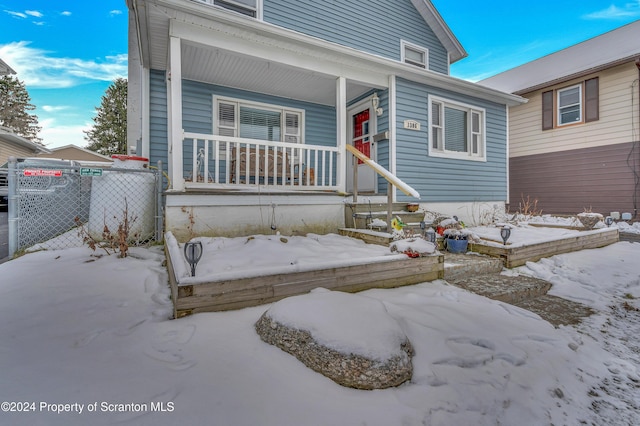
[183,132,340,190]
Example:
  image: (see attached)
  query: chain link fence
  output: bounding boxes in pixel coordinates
[3,158,163,257]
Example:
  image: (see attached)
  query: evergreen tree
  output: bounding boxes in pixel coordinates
[0,75,42,143]
[85,78,127,155]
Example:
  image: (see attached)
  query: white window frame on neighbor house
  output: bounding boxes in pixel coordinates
[401,40,428,69]
[428,95,486,162]
[556,83,582,127]
[213,96,304,144]
[199,0,263,19]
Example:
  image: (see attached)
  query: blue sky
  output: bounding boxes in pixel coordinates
[1,1,639,149]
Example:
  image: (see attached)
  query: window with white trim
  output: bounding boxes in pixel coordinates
[401,40,428,69]
[197,0,261,18]
[557,84,582,126]
[429,96,485,161]
[214,97,303,144]
[542,78,599,130]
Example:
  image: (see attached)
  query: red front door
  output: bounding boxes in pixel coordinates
[353,109,370,164]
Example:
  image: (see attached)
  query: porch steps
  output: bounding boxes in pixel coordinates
[443,253,593,327]
[344,201,425,231]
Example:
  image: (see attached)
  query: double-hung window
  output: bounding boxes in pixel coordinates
[542,77,599,130]
[429,96,485,161]
[557,84,582,126]
[215,97,303,144]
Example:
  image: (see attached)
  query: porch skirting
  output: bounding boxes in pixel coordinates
[165,191,348,241]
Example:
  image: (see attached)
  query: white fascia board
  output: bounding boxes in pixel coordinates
[410,0,467,63]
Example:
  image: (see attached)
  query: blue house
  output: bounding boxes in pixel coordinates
[126,0,524,241]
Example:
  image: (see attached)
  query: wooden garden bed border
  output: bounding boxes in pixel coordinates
[469,227,619,268]
[166,246,444,318]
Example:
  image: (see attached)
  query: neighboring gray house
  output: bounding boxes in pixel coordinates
[0,57,16,76]
[126,0,524,240]
[481,20,640,218]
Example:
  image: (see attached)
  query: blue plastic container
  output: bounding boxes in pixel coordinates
[445,238,468,253]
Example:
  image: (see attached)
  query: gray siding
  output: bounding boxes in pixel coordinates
[264,0,449,74]
[510,142,640,216]
[394,78,508,202]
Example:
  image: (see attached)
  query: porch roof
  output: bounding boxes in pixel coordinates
[128,0,525,107]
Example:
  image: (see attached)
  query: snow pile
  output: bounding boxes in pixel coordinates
[618,221,640,234]
[256,288,414,389]
[390,238,437,257]
[264,288,409,362]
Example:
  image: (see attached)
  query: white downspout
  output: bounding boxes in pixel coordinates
[388,75,397,202]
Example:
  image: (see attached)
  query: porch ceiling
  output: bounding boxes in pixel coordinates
[138,2,375,106]
[181,41,373,106]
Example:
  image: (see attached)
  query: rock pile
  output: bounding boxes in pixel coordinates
[255,289,414,390]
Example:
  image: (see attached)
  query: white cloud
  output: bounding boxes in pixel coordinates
[39,118,92,149]
[25,10,43,18]
[109,10,123,17]
[4,10,27,18]
[0,41,127,89]
[584,1,640,19]
[41,105,70,113]
[60,11,72,16]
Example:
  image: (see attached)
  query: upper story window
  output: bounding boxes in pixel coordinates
[215,97,303,144]
[198,0,262,19]
[429,96,485,161]
[557,84,582,126]
[542,77,599,130]
[401,40,428,69]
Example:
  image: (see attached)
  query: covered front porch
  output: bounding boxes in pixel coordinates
[152,7,397,196]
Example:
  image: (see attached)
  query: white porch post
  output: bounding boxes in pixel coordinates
[168,35,184,191]
[388,75,397,202]
[336,76,347,193]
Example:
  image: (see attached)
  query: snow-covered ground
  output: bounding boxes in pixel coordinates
[0,231,639,425]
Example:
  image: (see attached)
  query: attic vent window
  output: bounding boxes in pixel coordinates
[401,40,428,69]
[199,0,261,18]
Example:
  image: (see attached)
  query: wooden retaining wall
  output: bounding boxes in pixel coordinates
[469,228,619,268]
[166,247,444,318]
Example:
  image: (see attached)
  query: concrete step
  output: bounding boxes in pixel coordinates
[442,253,594,327]
[514,295,595,327]
[447,273,552,305]
[443,253,503,281]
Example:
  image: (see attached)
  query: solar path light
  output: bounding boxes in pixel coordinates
[500,227,511,245]
[184,241,203,277]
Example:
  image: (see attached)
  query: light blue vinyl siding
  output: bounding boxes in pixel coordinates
[394,78,508,202]
[149,70,168,171]
[264,0,449,74]
[148,71,336,180]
